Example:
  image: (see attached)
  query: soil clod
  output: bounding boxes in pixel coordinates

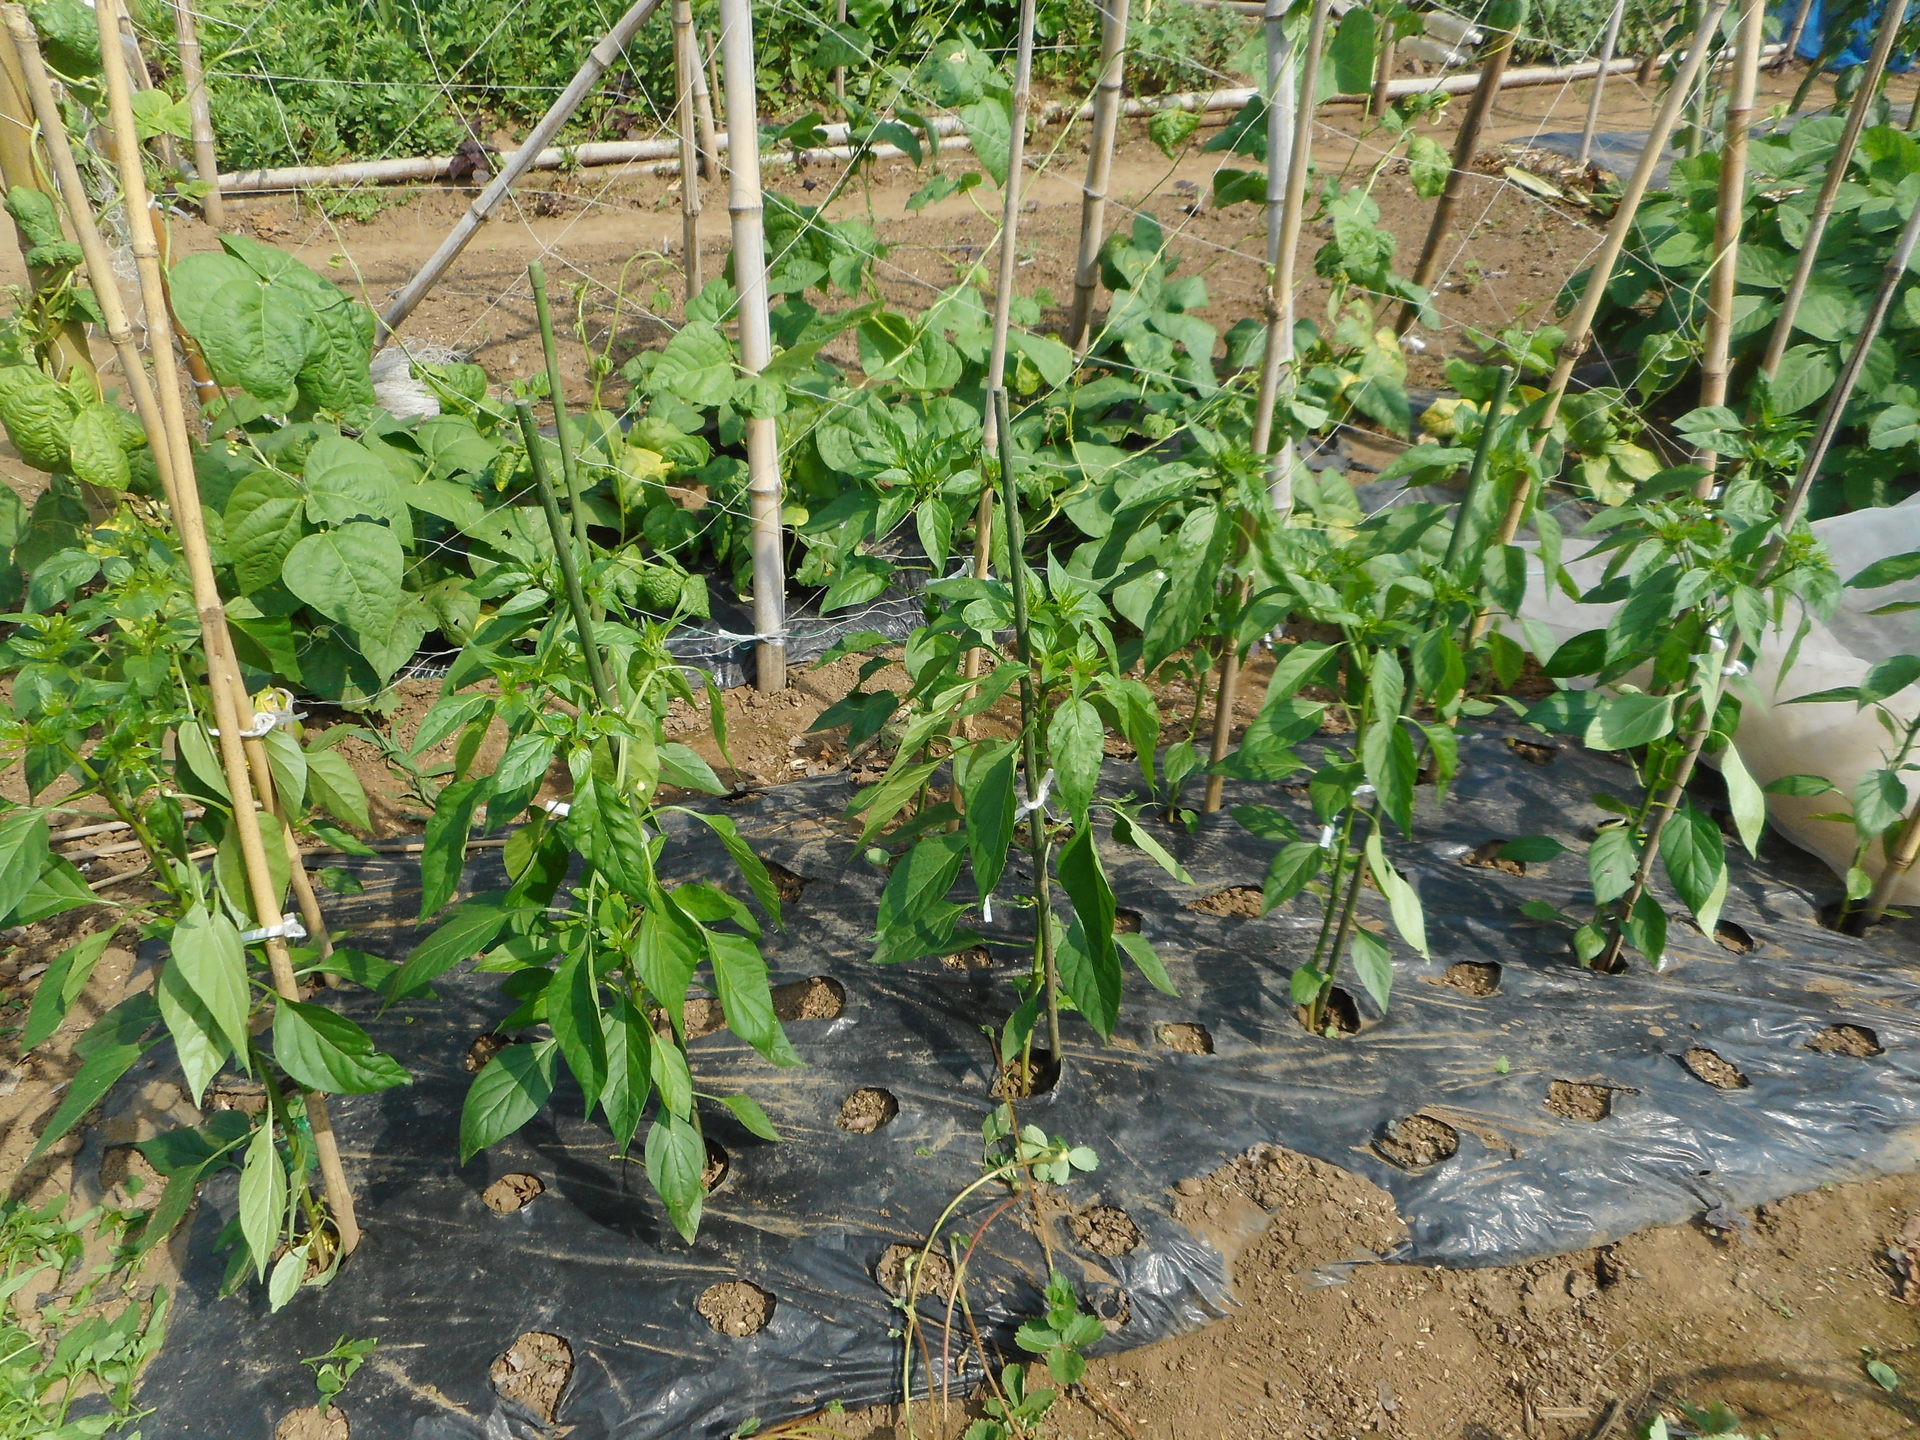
[1682,1046,1750,1090]
[1373,1115,1460,1170]
[1436,961,1502,997]
[490,1331,573,1423]
[1189,885,1264,918]
[876,1243,956,1302]
[836,1087,899,1134]
[1544,1081,1615,1122]
[772,975,845,1022]
[1462,840,1525,876]
[481,1173,544,1213]
[1070,1205,1143,1256]
[696,1281,776,1337]
[1807,1023,1882,1057]
[1155,1022,1214,1054]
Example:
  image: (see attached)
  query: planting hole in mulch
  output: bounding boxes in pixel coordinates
[1373,1115,1460,1170]
[1714,920,1756,954]
[1507,738,1557,765]
[205,1075,269,1114]
[702,1139,731,1193]
[1462,839,1525,876]
[464,1032,510,1073]
[941,945,993,970]
[1113,908,1143,934]
[836,1087,898,1134]
[1299,986,1364,1037]
[1070,1205,1143,1257]
[1682,1047,1751,1090]
[1436,961,1502,997]
[273,1405,348,1440]
[1155,1022,1214,1054]
[1188,885,1264,917]
[1544,1081,1615,1122]
[683,997,726,1040]
[772,975,845,1022]
[876,1243,956,1302]
[481,1172,544,1214]
[696,1281,776,1337]
[1807,1023,1884,1057]
[761,857,809,903]
[994,1047,1060,1098]
[490,1331,573,1423]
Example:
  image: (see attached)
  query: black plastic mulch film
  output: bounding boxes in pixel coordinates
[122,726,1920,1439]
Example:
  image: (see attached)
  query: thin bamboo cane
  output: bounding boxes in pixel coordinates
[692,28,719,177]
[517,402,616,708]
[1777,0,1815,67]
[1065,0,1130,354]
[90,0,360,1254]
[528,261,592,557]
[1684,0,1711,158]
[118,10,181,178]
[833,0,847,107]
[671,0,703,299]
[717,0,785,693]
[1758,0,1907,378]
[1201,0,1323,816]
[961,0,1039,690]
[705,29,725,150]
[1692,0,1762,492]
[1368,33,1396,119]
[1397,9,1523,333]
[172,0,223,228]
[1864,797,1920,923]
[1574,0,1629,168]
[378,0,667,339]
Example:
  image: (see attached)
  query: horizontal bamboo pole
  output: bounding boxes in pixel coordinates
[218,50,1697,195]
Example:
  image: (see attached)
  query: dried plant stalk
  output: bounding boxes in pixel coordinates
[1065,0,1130,353]
[170,0,221,225]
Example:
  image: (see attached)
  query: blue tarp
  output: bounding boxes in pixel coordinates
[1779,0,1915,69]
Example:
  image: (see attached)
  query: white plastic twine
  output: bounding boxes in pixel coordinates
[1321,785,1378,848]
[209,686,305,739]
[240,912,307,945]
[981,770,1060,925]
[1707,623,1750,678]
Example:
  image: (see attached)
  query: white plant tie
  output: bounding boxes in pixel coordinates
[982,892,994,923]
[1013,768,1056,823]
[240,912,307,945]
[209,687,305,740]
[543,800,572,818]
[1318,823,1337,850]
[1354,784,1376,800]
[1705,624,1748,677]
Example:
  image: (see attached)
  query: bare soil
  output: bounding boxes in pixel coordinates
[480,1172,545,1214]
[489,1330,573,1422]
[836,1087,899,1135]
[696,1280,777,1337]
[272,1405,349,1440]
[1188,885,1266,918]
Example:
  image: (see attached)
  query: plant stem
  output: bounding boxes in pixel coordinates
[1757,0,1907,379]
[527,263,593,557]
[516,401,615,709]
[994,387,1061,1064]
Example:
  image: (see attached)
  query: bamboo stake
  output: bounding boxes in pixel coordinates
[1368,32,1396,119]
[1692,0,1762,492]
[705,30,725,151]
[1776,0,1815,68]
[1201,0,1323,816]
[118,10,181,179]
[692,28,719,177]
[833,0,847,107]
[717,0,785,693]
[171,0,223,228]
[1574,0,1629,169]
[1397,5,1524,333]
[962,0,1039,690]
[528,261,592,556]
[671,0,703,299]
[1758,0,1907,378]
[516,402,615,708]
[981,0,1038,451]
[1065,0,1130,354]
[90,0,360,1255]
[378,0,667,339]
[1864,798,1920,924]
